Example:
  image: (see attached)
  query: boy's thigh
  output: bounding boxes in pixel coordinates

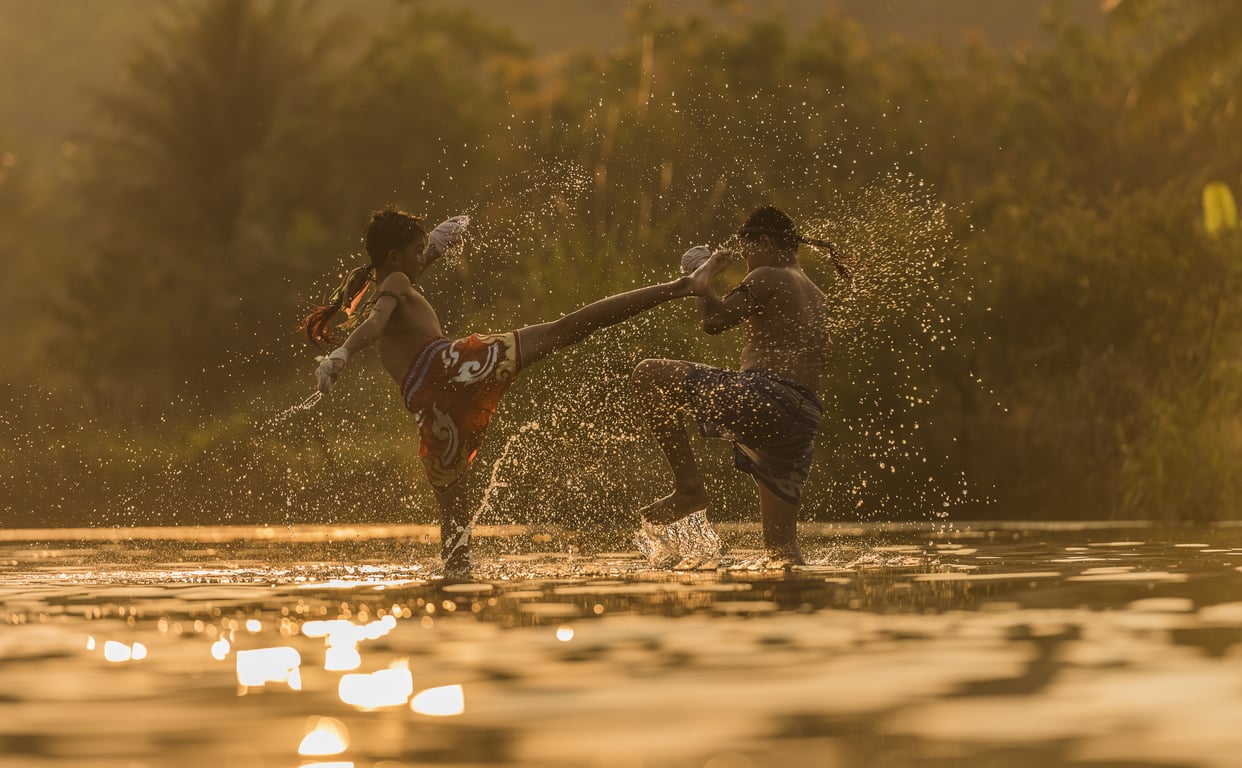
[632,359,710,402]
[684,367,795,443]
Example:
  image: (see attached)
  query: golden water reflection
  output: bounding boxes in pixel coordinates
[410,684,466,717]
[298,716,350,756]
[236,646,301,689]
[4,522,1242,766]
[339,662,414,710]
[102,639,146,662]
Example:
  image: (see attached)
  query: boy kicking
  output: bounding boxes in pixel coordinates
[629,206,834,566]
[304,205,715,573]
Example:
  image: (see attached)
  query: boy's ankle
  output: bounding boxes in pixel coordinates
[443,549,473,576]
[674,483,707,499]
[766,545,804,566]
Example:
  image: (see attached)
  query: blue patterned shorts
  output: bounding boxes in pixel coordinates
[682,364,823,504]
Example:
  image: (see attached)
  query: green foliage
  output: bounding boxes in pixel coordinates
[1203,182,1238,235]
[2,0,1241,527]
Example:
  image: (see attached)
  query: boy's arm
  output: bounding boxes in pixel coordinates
[316,272,408,392]
[698,264,774,336]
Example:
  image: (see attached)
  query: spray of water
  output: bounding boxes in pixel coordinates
[269,391,323,426]
[1,94,987,572]
[444,163,982,565]
[441,427,527,563]
[800,174,978,528]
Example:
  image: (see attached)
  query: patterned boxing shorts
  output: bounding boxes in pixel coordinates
[401,333,522,493]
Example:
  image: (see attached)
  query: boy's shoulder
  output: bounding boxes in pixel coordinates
[378,270,419,293]
[745,264,810,288]
[743,265,788,283]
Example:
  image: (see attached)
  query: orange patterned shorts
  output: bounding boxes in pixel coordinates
[400,333,522,493]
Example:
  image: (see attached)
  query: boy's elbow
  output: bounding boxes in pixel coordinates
[355,319,384,344]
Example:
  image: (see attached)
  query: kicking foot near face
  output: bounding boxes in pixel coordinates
[680,245,712,274]
[639,489,710,525]
[684,250,731,296]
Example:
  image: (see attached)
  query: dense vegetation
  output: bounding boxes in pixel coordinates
[1,0,1239,529]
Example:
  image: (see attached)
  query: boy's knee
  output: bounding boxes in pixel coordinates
[630,358,670,391]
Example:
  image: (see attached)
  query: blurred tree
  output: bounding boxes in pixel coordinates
[1107,0,1242,182]
[1116,182,1242,522]
[11,0,1239,526]
[60,0,345,418]
[1107,0,1242,112]
[0,142,46,377]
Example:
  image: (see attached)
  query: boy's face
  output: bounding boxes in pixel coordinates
[392,233,429,272]
[739,236,776,266]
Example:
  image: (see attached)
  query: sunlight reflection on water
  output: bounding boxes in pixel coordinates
[2,521,1242,767]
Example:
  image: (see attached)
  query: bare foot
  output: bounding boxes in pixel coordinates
[684,250,731,296]
[639,488,710,525]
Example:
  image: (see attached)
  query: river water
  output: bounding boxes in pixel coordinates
[2,521,1241,768]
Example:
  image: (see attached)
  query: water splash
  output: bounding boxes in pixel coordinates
[442,426,529,564]
[634,509,722,570]
[780,174,980,526]
[268,391,323,425]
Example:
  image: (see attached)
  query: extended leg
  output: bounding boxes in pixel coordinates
[757,483,804,564]
[515,278,692,368]
[630,358,710,524]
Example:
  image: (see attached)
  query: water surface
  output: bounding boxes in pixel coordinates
[3,521,1241,767]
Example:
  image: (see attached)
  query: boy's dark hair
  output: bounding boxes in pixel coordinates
[738,205,853,282]
[738,205,799,251]
[365,205,426,264]
[301,205,427,347]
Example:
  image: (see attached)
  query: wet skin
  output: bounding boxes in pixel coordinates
[331,231,719,571]
[632,236,830,564]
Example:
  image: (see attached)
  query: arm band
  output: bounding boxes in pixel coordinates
[725,281,761,305]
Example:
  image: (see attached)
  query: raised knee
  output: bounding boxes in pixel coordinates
[630,358,669,391]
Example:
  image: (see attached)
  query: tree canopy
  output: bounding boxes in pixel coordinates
[1,0,1239,528]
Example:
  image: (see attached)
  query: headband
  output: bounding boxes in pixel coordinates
[737,225,850,282]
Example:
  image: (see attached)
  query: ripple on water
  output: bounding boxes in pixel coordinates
[518,603,582,618]
[1068,570,1188,583]
[1127,597,1195,613]
[441,583,495,594]
[913,571,1060,582]
[1199,602,1242,624]
[2,524,1242,767]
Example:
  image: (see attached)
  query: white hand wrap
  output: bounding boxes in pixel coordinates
[681,245,711,274]
[427,215,470,259]
[315,346,349,393]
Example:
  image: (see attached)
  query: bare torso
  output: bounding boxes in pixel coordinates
[739,266,830,396]
[374,273,445,384]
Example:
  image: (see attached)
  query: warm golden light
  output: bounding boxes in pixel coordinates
[103,640,131,662]
[235,646,301,688]
[86,636,95,650]
[303,615,399,671]
[410,684,465,717]
[297,716,350,756]
[324,643,362,672]
[131,642,148,660]
[301,619,352,638]
[245,619,261,633]
[304,616,399,642]
[210,637,230,660]
[338,661,413,710]
[556,624,575,642]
